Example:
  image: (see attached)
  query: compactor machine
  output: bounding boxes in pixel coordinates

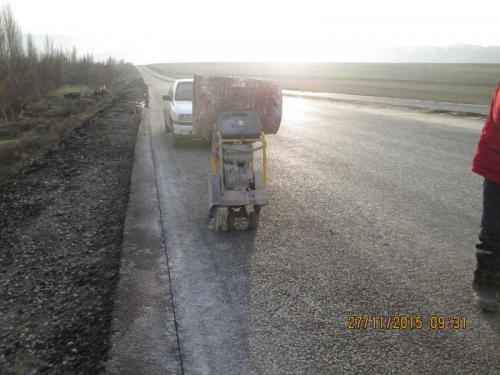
[191,74,282,231]
[208,111,268,230]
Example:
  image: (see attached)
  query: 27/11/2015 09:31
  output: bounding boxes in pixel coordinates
[347,315,468,330]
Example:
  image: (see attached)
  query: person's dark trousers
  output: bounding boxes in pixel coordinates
[476,179,500,269]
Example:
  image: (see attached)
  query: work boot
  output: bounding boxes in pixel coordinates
[472,267,500,312]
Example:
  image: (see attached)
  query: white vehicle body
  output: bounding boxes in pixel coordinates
[163,79,194,144]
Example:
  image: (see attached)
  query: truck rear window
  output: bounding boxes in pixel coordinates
[175,82,193,101]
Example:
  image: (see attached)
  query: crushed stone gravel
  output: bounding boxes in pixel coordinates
[0,71,147,374]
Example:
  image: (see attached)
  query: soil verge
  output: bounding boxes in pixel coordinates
[0,69,147,374]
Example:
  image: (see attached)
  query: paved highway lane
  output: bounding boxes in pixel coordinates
[138,67,500,374]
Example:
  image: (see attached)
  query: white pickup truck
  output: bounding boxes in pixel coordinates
[162,78,193,146]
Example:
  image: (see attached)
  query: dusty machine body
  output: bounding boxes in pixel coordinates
[192,74,282,230]
[208,111,268,230]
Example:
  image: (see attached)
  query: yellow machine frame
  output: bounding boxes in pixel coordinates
[210,129,268,190]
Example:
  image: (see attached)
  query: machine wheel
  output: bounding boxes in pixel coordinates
[208,206,216,219]
[248,212,258,230]
[227,209,236,231]
[212,206,223,231]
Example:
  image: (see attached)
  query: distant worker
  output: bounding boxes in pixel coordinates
[471,82,500,311]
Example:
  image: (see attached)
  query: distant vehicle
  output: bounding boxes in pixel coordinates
[162,79,193,146]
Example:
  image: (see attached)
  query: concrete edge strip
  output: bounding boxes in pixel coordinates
[148,100,185,375]
[106,108,182,374]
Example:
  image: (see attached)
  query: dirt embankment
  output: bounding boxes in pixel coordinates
[0,69,147,374]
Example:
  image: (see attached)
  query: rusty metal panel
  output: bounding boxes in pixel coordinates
[193,74,282,139]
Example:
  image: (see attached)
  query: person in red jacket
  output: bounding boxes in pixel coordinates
[471,82,500,311]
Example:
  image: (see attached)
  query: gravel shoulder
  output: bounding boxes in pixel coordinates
[0,70,147,374]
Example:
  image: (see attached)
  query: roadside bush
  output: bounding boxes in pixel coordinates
[0,5,131,120]
[0,5,134,177]
[68,98,96,115]
[0,139,22,162]
[48,118,72,138]
[25,98,52,116]
[18,130,42,157]
[54,85,91,99]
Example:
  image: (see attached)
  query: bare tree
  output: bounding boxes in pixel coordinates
[0,5,130,120]
[2,5,25,116]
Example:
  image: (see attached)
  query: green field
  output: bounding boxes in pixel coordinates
[148,62,500,105]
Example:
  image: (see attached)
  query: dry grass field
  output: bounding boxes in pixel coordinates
[148,62,500,104]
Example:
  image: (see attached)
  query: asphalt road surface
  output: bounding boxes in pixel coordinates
[137,67,500,374]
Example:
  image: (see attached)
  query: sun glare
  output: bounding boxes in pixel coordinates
[4,0,500,63]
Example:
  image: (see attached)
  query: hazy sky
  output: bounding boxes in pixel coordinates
[4,0,500,64]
